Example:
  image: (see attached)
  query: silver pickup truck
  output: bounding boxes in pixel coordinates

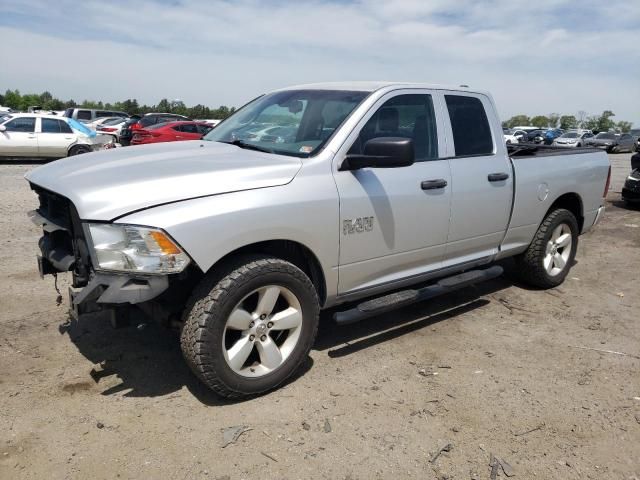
[26,82,610,398]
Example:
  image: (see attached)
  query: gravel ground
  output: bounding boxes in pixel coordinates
[0,153,638,480]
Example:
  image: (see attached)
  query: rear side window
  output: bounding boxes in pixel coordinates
[5,117,36,132]
[445,95,493,156]
[139,116,158,127]
[96,111,112,118]
[63,108,73,118]
[77,110,92,121]
[41,118,62,133]
[180,123,199,134]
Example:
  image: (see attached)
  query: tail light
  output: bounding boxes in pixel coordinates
[131,123,142,130]
[100,127,117,132]
[603,165,611,198]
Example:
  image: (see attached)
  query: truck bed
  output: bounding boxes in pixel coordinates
[497,144,610,259]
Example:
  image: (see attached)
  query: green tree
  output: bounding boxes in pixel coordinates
[530,115,550,128]
[616,121,632,133]
[559,115,577,130]
[504,115,530,128]
[3,89,22,109]
[596,110,616,132]
[583,116,599,131]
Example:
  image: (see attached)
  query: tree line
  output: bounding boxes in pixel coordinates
[0,89,236,120]
[502,110,633,133]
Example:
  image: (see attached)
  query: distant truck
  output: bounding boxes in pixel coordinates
[26,82,611,398]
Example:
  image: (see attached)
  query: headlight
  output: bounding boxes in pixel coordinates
[85,223,190,274]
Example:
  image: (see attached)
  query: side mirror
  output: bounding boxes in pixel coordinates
[0,125,6,132]
[340,137,414,171]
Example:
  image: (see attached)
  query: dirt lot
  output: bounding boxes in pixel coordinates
[1,154,639,480]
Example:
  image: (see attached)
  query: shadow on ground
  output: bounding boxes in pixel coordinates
[63,269,518,405]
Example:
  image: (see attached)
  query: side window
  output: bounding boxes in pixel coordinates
[349,94,438,161]
[445,95,493,156]
[181,123,199,134]
[59,120,73,134]
[41,118,61,133]
[5,117,36,133]
[96,111,111,118]
[77,110,92,121]
[197,125,212,135]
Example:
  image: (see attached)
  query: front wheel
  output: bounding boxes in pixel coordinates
[180,256,320,398]
[516,209,579,288]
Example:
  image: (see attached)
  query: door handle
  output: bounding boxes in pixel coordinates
[488,172,509,182]
[421,179,448,190]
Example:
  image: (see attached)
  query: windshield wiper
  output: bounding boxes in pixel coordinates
[219,139,274,154]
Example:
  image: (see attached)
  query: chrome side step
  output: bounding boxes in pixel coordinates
[333,266,503,325]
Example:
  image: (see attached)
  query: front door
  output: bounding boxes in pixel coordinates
[0,117,38,156]
[441,93,513,266]
[334,92,452,296]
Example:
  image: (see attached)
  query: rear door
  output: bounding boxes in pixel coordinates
[178,123,203,140]
[441,92,513,266]
[37,118,76,157]
[334,90,451,295]
[0,117,38,156]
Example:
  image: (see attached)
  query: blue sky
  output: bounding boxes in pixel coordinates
[1,0,638,124]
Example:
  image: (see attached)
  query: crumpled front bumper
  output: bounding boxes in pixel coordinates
[68,272,169,320]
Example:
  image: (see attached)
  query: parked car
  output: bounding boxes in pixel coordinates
[119,113,190,146]
[63,108,128,123]
[552,131,594,148]
[523,129,547,143]
[585,132,617,149]
[622,168,640,205]
[96,117,130,143]
[130,121,213,145]
[0,114,114,159]
[26,82,610,398]
[611,134,637,153]
[503,130,519,145]
[586,132,635,152]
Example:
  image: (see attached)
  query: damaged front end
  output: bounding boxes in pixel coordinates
[29,184,198,327]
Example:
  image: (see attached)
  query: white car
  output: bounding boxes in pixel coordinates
[96,117,128,142]
[0,113,114,159]
[553,131,594,148]
[503,130,520,145]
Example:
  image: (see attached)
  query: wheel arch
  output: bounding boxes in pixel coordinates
[546,192,584,232]
[205,239,327,306]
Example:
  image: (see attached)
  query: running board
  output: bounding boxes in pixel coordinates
[333,266,503,326]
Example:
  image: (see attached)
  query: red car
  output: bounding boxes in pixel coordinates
[130,121,213,145]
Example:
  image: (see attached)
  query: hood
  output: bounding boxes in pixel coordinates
[26,140,302,220]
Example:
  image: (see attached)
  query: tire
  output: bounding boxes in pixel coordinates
[515,208,579,288]
[180,256,320,398]
[68,145,90,156]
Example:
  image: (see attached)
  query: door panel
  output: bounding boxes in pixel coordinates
[0,117,38,156]
[37,118,75,157]
[334,91,451,295]
[441,93,513,264]
[336,161,451,293]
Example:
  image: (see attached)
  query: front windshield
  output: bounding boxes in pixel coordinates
[560,132,579,138]
[595,133,616,139]
[204,89,369,157]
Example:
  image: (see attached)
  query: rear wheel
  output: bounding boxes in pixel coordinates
[180,256,320,398]
[68,145,90,156]
[516,208,578,288]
